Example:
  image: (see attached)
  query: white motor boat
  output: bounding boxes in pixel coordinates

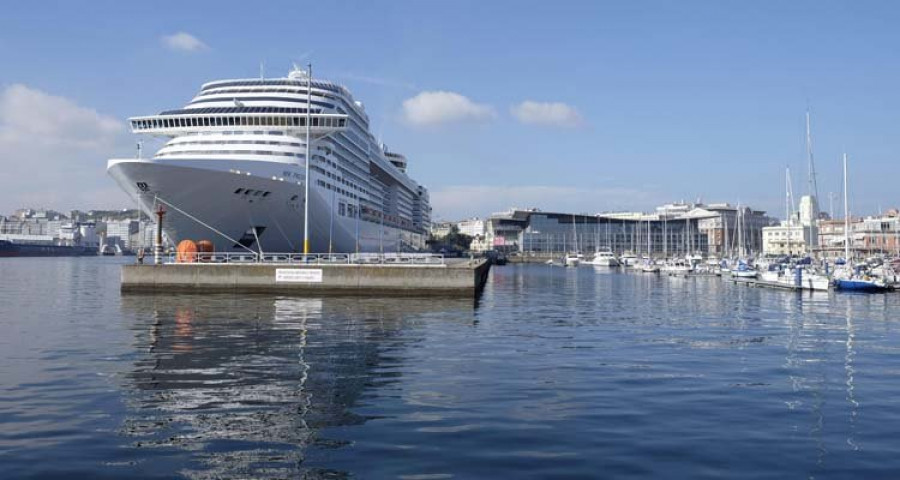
[760,270,780,282]
[762,265,830,291]
[639,260,660,273]
[730,261,758,279]
[564,253,583,267]
[620,252,639,267]
[662,258,693,276]
[589,250,619,267]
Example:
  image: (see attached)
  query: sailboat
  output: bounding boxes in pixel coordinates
[753,168,828,290]
[564,214,582,267]
[639,218,660,273]
[589,219,619,266]
[730,208,758,278]
[834,153,889,292]
[731,259,758,278]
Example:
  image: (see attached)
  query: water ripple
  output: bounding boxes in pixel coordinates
[3,260,900,478]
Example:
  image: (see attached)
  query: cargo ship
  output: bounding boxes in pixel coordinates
[0,239,98,257]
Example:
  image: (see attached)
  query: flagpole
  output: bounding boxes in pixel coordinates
[303,63,312,255]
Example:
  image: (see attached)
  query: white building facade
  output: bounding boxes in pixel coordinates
[762,222,806,256]
[456,218,485,238]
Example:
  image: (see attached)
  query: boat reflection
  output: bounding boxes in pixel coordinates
[118,293,475,479]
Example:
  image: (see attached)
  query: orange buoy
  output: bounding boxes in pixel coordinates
[196,240,214,262]
[176,240,198,263]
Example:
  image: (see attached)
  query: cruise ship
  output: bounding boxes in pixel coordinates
[108,67,431,254]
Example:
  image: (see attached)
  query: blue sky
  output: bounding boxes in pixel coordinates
[1,1,899,220]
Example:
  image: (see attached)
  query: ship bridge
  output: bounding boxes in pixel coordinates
[129,109,347,138]
[128,69,351,138]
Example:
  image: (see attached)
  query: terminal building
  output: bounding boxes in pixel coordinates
[480,202,772,258]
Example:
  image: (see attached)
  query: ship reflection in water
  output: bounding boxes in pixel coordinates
[119,293,476,478]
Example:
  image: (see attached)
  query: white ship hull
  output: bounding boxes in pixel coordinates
[590,258,619,267]
[663,265,693,275]
[108,159,424,253]
[730,269,758,278]
[760,269,829,291]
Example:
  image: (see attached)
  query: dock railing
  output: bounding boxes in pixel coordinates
[159,251,446,265]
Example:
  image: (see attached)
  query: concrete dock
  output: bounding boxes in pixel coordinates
[121,257,491,297]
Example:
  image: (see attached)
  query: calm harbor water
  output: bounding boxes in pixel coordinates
[2,258,900,478]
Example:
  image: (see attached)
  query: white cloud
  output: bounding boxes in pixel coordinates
[0,84,131,212]
[0,84,122,149]
[430,185,662,220]
[161,32,209,53]
[511,101,584,127]
[402,91,495,126]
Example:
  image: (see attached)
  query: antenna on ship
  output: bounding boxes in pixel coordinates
[260,61,265,80]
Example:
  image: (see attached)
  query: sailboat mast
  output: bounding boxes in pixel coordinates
[806,110,820,202]
[843,153,850,261]
[606,221,610,248]
[663,215,668,259]
[785,167,790,227]
[785,168,792,255]
[723,211,729,258]
[571,214,578,253]
[805,110,820,256]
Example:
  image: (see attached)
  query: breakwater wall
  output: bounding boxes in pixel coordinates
[121,259,491,297]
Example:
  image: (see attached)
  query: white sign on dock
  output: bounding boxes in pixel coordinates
[275,268,323,283]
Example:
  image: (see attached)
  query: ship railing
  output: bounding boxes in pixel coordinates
[161,252,445,265]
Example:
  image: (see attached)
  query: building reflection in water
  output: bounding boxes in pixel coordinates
[119,293,476,479]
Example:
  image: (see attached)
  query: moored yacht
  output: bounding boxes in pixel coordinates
[564,252,583,267]
[761,263,830,291]
[589,250,619,267]
[620,252,639,267]
[730,261,758,278]
[639,259,660,273]
[108,66,431,254]
[662,258,692,276]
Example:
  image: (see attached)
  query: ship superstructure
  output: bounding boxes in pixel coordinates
[108,67,431,253]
